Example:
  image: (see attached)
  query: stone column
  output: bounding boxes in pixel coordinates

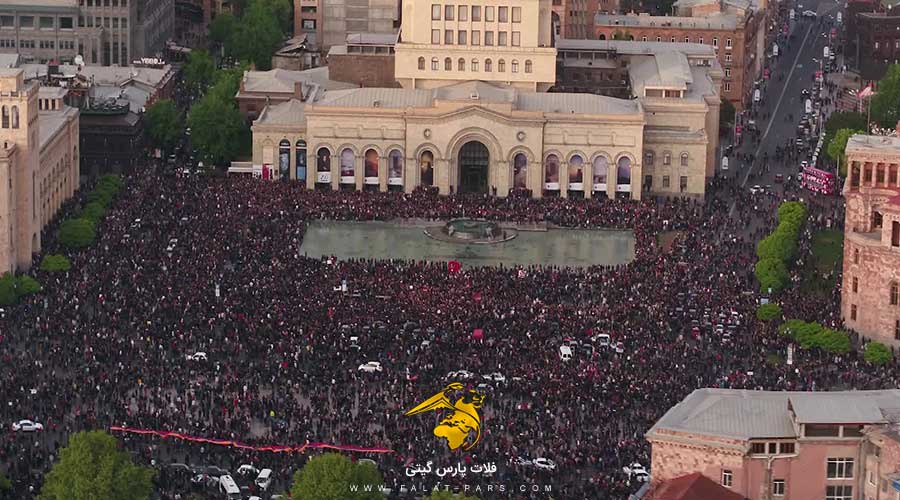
[438,158,450,195]
[306,151,315,190]
[531,160,542,198]
[330,154,339,191]
[560,159,569,198]
[379,154,388,192]
[404,155,416,193]
[584,159,593,200]
[355,155,364,192]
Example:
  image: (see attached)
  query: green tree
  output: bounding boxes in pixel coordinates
[184,50,217,91]
[814,328,851,354]
[38,431,154,500]
[871,63,900,128]
[81,201,107,224]
[0,471,11,499]
[256,0,294,34]
[188,94,247,166]
[756,303,783,322]
[40,254,72,272]
[58,218,96,249]
[15,275,41,297]
[0,273,15,306]
[230,0,285,70]
[826,128,863,176]
[823,111,867,151]
[290,453,382,500]
[720,97,736,127]
[207,64,247,103]
[209,11,237,47]
[864,342,893,365]
[794,321,824,349]
[144,99,184,155]
[756,231,797,262]
[779,319,807,338]
[425,492,481,500]
[755,258,790,293]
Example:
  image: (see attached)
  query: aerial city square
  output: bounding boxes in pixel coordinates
[0,0,899,498]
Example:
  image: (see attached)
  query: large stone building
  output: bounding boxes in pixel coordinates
[841,134,900,346]
[592,0,768,110]
[0,68,79,273]
[245,0,722,200]
[850,9,900,82]
[0,0,174,67]
[647,388,900,500]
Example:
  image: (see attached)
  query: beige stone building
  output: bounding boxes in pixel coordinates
[842,134,900,347]
[0,69,79,273]
[244,0,721,200]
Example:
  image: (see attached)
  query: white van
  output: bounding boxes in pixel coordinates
[559,345,573,361]
[255,468,273,491]
[219,475,241,500]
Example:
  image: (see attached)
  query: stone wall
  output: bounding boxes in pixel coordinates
[328,53,398,87]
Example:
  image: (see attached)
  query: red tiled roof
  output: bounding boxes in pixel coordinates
[649,472,745,500]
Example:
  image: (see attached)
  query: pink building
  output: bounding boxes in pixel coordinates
[646,388,900,500]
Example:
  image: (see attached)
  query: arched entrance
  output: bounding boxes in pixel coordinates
[458,141,489,194]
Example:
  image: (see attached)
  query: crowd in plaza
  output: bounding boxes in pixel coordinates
[0,155,881,500]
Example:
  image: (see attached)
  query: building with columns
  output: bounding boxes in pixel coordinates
[841,134,900,347]
[0,69,79,273]
[246,0,722,200]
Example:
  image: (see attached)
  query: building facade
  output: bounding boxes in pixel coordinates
[0,68,79,273]
[842,134,900,347]
[647,388,900,500]
[0,0,97,65]
[852,11,900,82]
[294,0,322,49]
[317,0,398,51]
[246,0,722,200]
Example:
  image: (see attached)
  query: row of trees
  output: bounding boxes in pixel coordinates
[58,174,123,250]
[0,273,41,306]
[208,0,292,71]
[778,319,851,354]
[754,201,808,293]
[31,432,480,500]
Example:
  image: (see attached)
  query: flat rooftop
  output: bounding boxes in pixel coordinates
[846,134,900,156]
[595,13,739,30]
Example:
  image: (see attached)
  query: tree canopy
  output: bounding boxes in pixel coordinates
[826,128,863,176]
[720,97,736,127]
[871,63,900,129]
[144,99,184,154]
[214,0,289,70]
[183,49,217,91]
[864,342,893,366]
[290,453,383,500]
[187,93,247,166]
[756,303,783,322]
[38,430,154,500]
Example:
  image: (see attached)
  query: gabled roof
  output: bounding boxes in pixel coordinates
[649,473,744,500]
[254,99,309,127]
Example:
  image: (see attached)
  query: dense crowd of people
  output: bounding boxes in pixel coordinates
[0,157,884,500]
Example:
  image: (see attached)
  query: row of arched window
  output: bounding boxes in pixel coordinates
[277,139,406,183]
[541,153,632,187]
[1,105,20,129]
[418,56,533,74]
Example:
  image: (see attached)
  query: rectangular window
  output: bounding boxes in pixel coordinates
[826,485,852,500]
[0,16,13,28]
[644,175,652,189]
[512,6,521,22]
[498,6,508,22]
[725,38,733,48]
[432,4,442,20]
[445,5,455,20]
[713,37,719,47]
[458,5,467,21]
[498,31,507,46]
[663,153,671,166]
[471,30,480,45]
[512,31,520,46]
[752,442,768,456]
[896,320,900,340]
[725,68,732,77]
[779,442,795,454]
[458,30,467,44]
[768,442,778,454]
[772,479,785,496]
[445,29,454,44]
[472,5,481,21]
[893,221,899,247]
[852,276,858,293]
[642,36,648,42]
[827,458,854,479]
[662,175,670,188]
[302,19,316,29]
[644,152,654,166]
[722,470,733,487]
[484,30,493,45]
[40,16,54,29]
[807,425,841,437]
[432,29,441,43]
[851,304,858,321]
[485,6,494,22]
[680,176,688,191]
[724,82,732,92]
[60,17,74,29]
[20,16,34,28]
[725,54,732,62]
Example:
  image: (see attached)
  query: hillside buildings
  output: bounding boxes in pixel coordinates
[842,134,900,347]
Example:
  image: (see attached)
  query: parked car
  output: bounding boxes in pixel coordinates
[623,463,650,482]
[447,370,475,380]
[186,352,208,361]
[12,420,43,432]
[236,464,259,477]
[533,458,557,471]
[482,372,507,383]
[358,361,383,373]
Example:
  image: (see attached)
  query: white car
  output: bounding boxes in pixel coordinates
[447,370,475,380]
[802,9,816,16]
[482,372,507,383]
[512,457,532,466]
[749,185,765,194]
[186,352,208,361]
[12,420,43,432]
[236,464,259,477]
[533,458,557,471]
[358,361,383,373]
[594,333,611,347]
[623,463,650,482]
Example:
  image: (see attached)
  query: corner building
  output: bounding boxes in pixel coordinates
[841,134,900,346]
[248,0,723,200]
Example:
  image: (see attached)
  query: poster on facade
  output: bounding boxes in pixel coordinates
[544,154,560,191]
[592,156,608,193]
[568,156,584,191]
[316,148,331,183]
[420,151,434,187]
[388,150,403,185]
[513,154,528,189]
[616,157,632,192]
[340,149,355,184]
[364,150,379,184]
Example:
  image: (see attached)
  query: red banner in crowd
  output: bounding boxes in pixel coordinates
[109,426,394,454]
